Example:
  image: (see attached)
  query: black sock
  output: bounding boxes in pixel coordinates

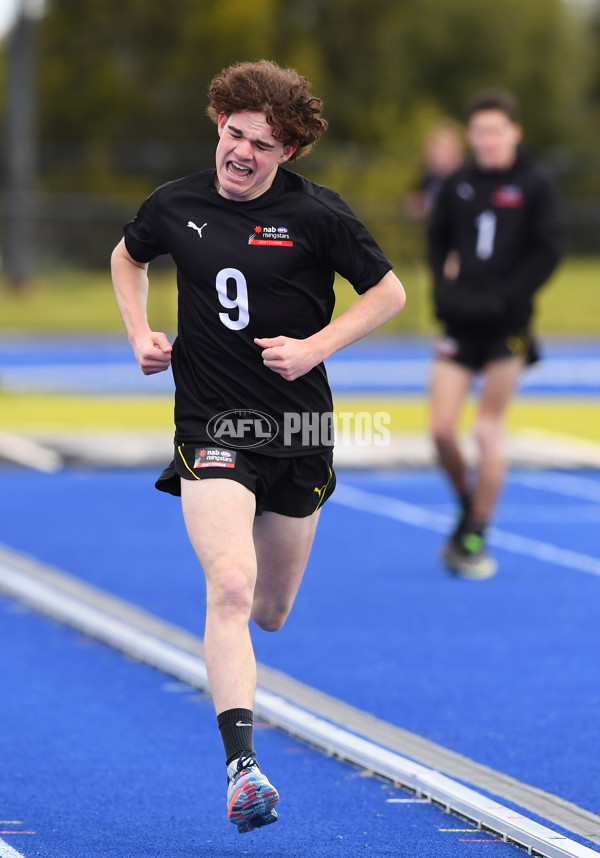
[467,517,487,537]
[451,493,472,541]
[459,491,472,514]
[217,708,255,766]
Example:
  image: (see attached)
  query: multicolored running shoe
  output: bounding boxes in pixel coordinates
[226,753,279,834]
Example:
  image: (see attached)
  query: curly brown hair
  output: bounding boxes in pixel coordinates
[207,60,327,162]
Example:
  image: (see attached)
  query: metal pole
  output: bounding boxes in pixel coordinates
[4,0,38,289]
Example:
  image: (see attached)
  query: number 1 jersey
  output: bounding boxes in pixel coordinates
[427,151,561,336]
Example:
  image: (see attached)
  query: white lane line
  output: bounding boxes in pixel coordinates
[488,529,600,577]
[430,504,600,524]
[510,472,600,503]
[0,838,26,858]
[332,483,600,578]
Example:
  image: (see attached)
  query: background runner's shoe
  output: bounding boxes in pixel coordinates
[226,754,279,834]
[442,531,497,580]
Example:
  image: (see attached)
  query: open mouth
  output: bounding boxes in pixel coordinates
[227,161,252,179]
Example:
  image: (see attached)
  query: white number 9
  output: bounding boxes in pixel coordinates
[216,267,249,331]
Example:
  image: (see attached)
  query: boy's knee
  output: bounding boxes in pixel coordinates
[431,422,457,448]
[253,613,286,633]
[207,564,254,620]
[474,414,504,450]
[251,598,289,632]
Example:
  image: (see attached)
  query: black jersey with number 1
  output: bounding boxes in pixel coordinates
[123,167,392,456]
[428,150,562,337]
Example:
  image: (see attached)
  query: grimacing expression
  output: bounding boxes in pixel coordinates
[467,109,522,171]
[215,111,297,202]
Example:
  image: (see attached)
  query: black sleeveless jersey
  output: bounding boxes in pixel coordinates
[123,167,392,455]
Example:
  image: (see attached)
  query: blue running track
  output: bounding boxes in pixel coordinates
[0,465,599,855]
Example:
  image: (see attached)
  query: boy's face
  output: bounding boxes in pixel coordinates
[466,109,522,171]
[215,110,297,202]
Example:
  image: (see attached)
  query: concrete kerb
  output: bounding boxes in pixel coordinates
[1,430,600,470]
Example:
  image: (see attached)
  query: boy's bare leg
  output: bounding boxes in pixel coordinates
[472,355,525,522]
[430,359,474,498]
[252,510,320,632]
[180,479,322,832]
[181,478,258,713]
[181,480,322,707]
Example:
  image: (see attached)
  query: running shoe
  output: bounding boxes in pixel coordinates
[443,529,497,580]
[226,753,279,833]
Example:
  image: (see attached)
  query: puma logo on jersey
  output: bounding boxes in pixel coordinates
[456,182,475,201]
[187,220,207,238]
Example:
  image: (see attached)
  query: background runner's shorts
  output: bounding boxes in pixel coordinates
[155,444,336,518]
[434,330,539,371]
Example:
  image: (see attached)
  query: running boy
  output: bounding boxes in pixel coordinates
[428,90,562,579]
[111,60,405,832]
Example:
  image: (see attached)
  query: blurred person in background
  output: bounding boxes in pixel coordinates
[111,60,405,834]
[405,121,464,221]
[427,90,562,580]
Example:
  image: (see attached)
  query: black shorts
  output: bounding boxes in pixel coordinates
[434,330,539,371]
[155,443,336,518]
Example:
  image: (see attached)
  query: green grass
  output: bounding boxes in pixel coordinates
[0,269,178,335]
[1,256,600,336]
